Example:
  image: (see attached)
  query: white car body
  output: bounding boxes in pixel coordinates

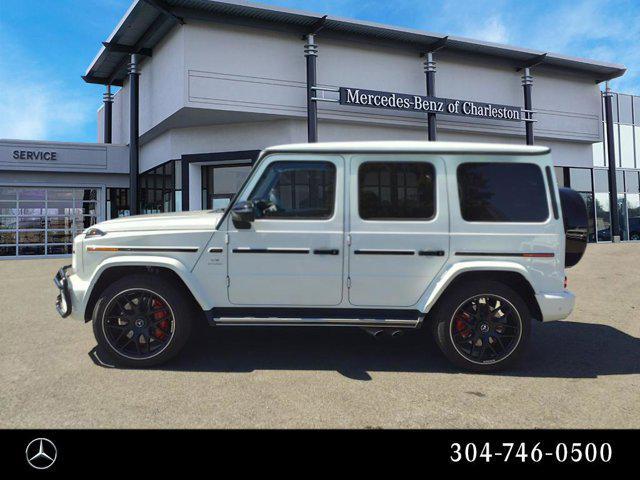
[61,141,575,329]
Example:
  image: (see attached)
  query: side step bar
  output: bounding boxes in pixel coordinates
[213,318,420,328]
[205,308,423,328]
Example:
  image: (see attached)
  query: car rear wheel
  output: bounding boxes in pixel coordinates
[432,280,531,372]
[92,274,193,368]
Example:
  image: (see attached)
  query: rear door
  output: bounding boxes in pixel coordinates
[347,155,449,307]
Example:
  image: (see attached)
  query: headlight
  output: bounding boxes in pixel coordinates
[84,227,107,238]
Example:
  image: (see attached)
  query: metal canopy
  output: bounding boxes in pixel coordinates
[84,0,627,86]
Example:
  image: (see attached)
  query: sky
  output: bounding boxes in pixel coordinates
[1,0,639,143]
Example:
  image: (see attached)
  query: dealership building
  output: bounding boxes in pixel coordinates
[1,0,639,258]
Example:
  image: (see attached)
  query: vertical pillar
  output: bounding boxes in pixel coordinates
[424,52,437,141]
[103,85,113,144]
[181,158,190,212]
[522,67,534,145]
[128,54,140,215]
[603,82,620,242]
[305,34,318,143]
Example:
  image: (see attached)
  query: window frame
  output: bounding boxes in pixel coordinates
[456,161,551,224]
[247,160,338,221]
[357,161,437,222]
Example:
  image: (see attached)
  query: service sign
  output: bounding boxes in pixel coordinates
[339,87,523,122]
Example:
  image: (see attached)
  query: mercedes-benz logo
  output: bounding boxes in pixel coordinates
[25,438,57,470]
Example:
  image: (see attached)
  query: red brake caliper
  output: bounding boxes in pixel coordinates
[454,311,473,338]
[152,299,169,340]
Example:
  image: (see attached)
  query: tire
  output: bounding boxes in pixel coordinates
[92,274,193,368]
[432,280,531,373]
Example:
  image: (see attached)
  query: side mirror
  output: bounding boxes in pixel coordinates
[231,200,255,229]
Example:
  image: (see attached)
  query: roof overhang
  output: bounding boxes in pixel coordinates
[84,0,627,86]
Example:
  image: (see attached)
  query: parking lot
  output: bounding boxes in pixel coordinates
[1,243,639,429]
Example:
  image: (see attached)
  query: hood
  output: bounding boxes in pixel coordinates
[94,210,224,233]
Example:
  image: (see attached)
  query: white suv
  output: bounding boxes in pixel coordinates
[54,141,587,372]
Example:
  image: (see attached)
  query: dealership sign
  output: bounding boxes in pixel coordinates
[339,87,522,122]
[12,150,58,161]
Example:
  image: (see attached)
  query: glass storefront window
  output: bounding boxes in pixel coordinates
[593,169,609,192]
[201,164,252,211]
[619,124,635,168]
[618,94,634,124]
[175,160,182,190]
[626,171,640,193]
[618,194,628,241]
[592,141,605,167]
[569,168,592,192]
[107,188,130,219]
[617,170,625,193]
[628,194,640,240]
[595,192,612,241]
[139,161,181,214]
[614,125,620,166]
[579,192,596,243]
[0,187,98,257]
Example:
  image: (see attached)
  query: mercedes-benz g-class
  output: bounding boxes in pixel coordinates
[55,142,588,372]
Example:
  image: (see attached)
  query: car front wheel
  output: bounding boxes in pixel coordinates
[432,280,531,373]
[92,274,193,368]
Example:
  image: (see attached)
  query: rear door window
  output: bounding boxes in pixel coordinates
[358,162,436,220]
[457,162,549,222]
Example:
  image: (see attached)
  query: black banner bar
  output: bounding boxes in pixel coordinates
[2,429,635,473]
[339,86,523,122]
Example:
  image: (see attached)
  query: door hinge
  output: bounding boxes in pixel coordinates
[226,276,230,287]
[347,276,351,288]
[225,233,229,244]
[347,234,352,246]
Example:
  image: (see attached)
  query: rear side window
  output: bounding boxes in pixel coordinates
[359,162,435,220]
[457,162,549,222]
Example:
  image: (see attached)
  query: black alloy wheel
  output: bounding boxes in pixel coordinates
[102,289,175,359]
[92,274,194,368]
[432,280,531,372]
[449,294,522,365]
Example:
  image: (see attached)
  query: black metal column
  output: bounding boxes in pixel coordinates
[522,67,534,145]
[181,158,190,212]
[603,82,620,242]
[305,34,318,143]
[128,54,140,215]
[424,52,437,141]
[103,85,113,144]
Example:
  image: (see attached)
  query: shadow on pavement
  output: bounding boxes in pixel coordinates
[89,320,640,380]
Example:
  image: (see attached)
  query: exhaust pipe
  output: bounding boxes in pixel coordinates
[363,328,385,339]
[390,329,404,339]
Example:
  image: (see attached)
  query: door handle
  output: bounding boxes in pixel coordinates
[418,250,445,256]
[313,249,339,255]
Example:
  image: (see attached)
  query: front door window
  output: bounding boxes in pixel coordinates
[248,161,336,219]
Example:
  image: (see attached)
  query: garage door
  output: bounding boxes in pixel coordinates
[0,187,100,257]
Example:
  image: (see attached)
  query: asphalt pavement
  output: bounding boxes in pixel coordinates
[1,243,639,428]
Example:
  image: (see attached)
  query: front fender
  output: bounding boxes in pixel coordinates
[417,260,536,314]
[80,255,211,318]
